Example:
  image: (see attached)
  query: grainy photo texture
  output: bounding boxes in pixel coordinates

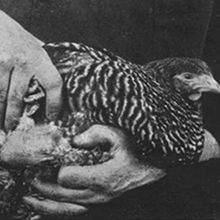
[0,1,220,220]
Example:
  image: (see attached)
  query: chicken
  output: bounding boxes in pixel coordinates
[0,42,220,219]
[43,42,220,165]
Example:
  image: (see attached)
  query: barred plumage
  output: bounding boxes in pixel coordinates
[42,42,220,165]
[1,42,220,219]
[32,42,218,165]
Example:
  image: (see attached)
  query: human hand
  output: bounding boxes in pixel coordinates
[199,129,220,162]
[23,124,165,216]
[0,10,63,130]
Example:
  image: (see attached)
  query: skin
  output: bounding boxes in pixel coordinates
[23,125,167,215]
[23,69,220,216]
[1,11,220,217]
[0,10,63,130]
[23,125,220,216]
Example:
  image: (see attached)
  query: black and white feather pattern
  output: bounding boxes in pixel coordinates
[44,42,207,165]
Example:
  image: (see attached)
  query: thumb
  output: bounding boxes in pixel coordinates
[72,124,128,150]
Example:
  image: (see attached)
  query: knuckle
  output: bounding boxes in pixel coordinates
[14,58,27,67]
[5,116,19,130]
[92,194,112,204]
[0,52,28,68]
[0,53,12,64]
[92,178,113,193]
[17,53,28,66]
[98,194,112,203]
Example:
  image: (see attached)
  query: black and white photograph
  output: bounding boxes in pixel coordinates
[0,1,220,219]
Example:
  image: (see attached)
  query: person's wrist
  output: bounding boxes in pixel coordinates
[199,129,220,162]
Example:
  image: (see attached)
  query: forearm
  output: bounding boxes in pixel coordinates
[0,10,44,47]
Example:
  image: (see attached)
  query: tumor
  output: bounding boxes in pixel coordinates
[0,115,112,219]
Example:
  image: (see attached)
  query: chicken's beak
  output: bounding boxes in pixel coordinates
[196,75,220,94]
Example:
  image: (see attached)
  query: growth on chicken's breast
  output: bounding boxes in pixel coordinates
[0,115,111,219]
[1,42,220,219]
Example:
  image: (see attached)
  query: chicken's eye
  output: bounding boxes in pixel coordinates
[183,72,193,80]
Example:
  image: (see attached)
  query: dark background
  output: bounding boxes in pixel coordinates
[0,0,214,63]
[1,0,220,219]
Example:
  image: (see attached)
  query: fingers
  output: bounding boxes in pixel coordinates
[23,196,88,216]
[33,51,63,121]
[58,149,129,190]
[73,124,127,149]
[4,48,62,128]
[31,178,110,204]
[44,82,63,121]
[4,66,30,131]
[58,162,116,189]
[0,12,61,129]
[58,155,165,196]
[3,51,62,130]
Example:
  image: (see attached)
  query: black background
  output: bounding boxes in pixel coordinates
[1,0,220,219]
